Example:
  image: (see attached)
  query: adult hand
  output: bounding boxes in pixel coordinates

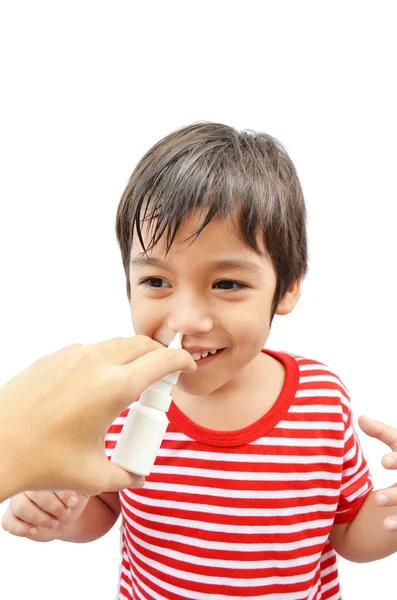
[0,336,196,501]
[358,415,397,531]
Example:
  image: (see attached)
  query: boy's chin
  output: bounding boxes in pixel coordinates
[174,375,225,398]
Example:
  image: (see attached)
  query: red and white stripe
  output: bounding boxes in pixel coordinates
[106,351,372,600]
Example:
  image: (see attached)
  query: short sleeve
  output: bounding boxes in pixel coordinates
[334,397,373,524]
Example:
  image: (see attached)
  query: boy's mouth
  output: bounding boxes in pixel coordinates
[187,347,226,366]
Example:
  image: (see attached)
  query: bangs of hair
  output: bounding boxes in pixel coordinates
[117,124,288,262]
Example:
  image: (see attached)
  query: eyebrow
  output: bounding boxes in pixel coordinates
[130,255,264,274]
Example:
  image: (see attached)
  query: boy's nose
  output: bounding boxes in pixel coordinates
[168,301,213,335]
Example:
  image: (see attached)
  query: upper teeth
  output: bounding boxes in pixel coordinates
[191,349,217,361]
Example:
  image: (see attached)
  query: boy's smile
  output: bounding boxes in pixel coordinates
[129,211,300,416]
[183,346,225,366]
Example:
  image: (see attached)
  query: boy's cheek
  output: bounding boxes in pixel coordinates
[129,306,165,342]
[129,301,149,328]
[228,312,269,340]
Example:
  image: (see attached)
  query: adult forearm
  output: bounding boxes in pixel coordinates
[58,495,119,544]
[338,485,397,562]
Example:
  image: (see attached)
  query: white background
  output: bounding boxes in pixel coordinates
[0,1,396,598]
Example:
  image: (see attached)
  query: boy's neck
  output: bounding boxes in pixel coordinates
[171,351,285,431]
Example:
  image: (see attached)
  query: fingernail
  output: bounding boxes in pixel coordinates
[28,527,37,536]
[67,496,78,507]
[134,477,145,488]
[383,456,396,468]
[50,520,59,529]
[377,493,389,506]
[385,519,397,531]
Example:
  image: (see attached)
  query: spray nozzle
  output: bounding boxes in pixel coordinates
[168,331,183,350]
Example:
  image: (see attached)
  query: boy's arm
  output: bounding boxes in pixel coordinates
[330,484,397,562]
[58,492,120,543]
[331,415,397,562]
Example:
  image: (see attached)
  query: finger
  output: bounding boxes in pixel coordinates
[376,486,397,508]
[96,335,164,365]
[126,346,196,377]
[98,347,196,418]
[69,460,145,495]
[11,493,60,529]
[375,487,397,532]
[103,461,145,493]
[113,347,196,410]
[2,510,41,538]
[26,490,74,520]
[53,490,80,509]
[358,416,397,451]
[384,517,397,532]
[382,452,397,469]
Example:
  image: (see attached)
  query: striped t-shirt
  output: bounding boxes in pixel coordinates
[105,349,373,600]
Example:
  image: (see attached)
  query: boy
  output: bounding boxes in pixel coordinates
[3,122,397,599]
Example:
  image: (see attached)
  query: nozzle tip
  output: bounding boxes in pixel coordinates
[168,331,183,349]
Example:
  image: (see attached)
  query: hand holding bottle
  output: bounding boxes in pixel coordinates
[0,335,196,501]
[111,332,184,476]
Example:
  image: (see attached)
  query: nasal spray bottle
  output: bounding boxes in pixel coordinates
[111,332,183,476]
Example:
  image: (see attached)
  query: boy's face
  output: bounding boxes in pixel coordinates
[129,212,299,397]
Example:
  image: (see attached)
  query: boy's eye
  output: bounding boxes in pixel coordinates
[140,277,171,288]
[139,277,248,292]
[214,280,248,291]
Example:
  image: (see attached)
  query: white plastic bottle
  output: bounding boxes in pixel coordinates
[110,331,184,476]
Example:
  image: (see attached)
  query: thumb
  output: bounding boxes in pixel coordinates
[101,460,145,493]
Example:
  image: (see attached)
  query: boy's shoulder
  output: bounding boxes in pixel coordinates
[270,350,354,431]
[278,348,346,376]
[273,348,350,402]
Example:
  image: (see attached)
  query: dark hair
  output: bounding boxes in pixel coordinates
[116,122,308,316]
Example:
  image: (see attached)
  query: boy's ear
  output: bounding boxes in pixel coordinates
[275,279,301,316]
